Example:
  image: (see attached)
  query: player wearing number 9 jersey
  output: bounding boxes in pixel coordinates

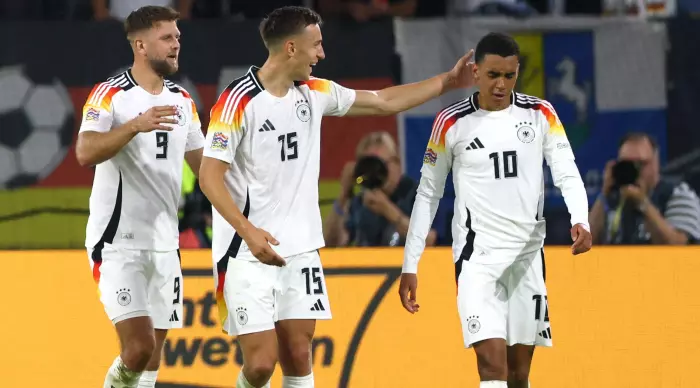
[198,6,479,388]
[400,33,592,388]
[75,6,204,388]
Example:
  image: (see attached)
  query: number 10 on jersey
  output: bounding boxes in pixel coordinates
[489,150,518,179]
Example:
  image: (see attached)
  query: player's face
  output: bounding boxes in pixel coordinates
[363,145,401,194]
[474,54,519,110]
[144,21,181,77]
[618,139,659,189]
[288,24,325,81]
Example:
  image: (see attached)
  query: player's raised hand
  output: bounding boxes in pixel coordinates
[570,223,592,255]
[131,105,179,132]
[398,273,420,314]
[245,228,286,267]
[446,49,476,90]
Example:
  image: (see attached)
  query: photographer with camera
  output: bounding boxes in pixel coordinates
[589,132,700,245]
[323,131,438,247]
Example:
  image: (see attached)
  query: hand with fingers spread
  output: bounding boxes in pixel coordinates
[243,227,286,267]
[571,223,592,255]
[130,105,179,133]
[398,273,420,314]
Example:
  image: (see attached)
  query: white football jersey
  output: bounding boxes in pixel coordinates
[80,69,205,252]
[203,66,356,263]
[403,92,589,272]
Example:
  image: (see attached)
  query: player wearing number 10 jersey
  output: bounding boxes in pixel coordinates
[198,6,478,388]
[76,6,204,388]
[400,33,592,388]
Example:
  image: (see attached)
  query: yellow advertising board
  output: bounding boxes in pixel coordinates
[2,247,700,387]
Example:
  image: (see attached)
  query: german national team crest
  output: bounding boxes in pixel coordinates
[175,105,186,126]
[236,306,248,326]
[295,99,311,122]
[467,315,481,334]
[117,288,132,306]
[516,122,536,143]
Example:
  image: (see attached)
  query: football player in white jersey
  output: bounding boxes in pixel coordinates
[75,6,204,388]
[198,6,476,388]
[399,33,592,388]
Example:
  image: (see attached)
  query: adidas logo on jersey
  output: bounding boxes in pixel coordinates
[465,137,485,150]
[538,327,552,339]
[258,119,276,132]
[310,299,326,311]
[169,310,179,322]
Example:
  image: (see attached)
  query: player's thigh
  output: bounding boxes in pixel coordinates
[220,257,279,336]
[149,249,185,330]
[456,259,510,348]
[507,344,535,380]
[508,250,552,347]
[275,250,332,322]
[88,243,150,325]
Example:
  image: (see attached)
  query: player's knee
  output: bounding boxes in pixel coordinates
[476,350,508,380]
[283,342,312,374]
[122,336,156,372]
[508,364,530,383]
[244,354,277,382]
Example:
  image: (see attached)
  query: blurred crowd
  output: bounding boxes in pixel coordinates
[0,0,610,21]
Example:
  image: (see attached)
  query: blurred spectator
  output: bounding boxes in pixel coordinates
[323,131,438,247]
[91,0,194,21]
[589,132,700,245]
[316,0,445,22]
[448,0,538,16]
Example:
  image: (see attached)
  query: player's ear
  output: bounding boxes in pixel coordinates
[284,40,296,57]
[472,63,479,81]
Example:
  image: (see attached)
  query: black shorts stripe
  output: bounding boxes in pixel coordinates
[455,206,476,284]
[91,171,123,264]
[540,248,546,283]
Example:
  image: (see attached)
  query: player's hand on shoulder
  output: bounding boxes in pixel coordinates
[398,273,420,314]
[130,105,179,133]
[570,223,592,255]
[244,227,286,267]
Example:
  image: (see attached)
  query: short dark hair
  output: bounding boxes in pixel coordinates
[259,6,322,48]
[475,32,520,63]
[620,132,659,152]
[124,6,180,38]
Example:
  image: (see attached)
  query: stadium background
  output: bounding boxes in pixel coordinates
[2,2,700,387]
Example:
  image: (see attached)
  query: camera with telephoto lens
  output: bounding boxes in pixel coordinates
[353,155,388,190]
[611,160,640,189]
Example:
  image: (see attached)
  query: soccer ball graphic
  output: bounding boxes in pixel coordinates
[0,66,75,189]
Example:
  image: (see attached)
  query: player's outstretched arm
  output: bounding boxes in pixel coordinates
[346,50,475,117]
[540,101,592,255]
[76,106,178,166]
[199,157,285,267]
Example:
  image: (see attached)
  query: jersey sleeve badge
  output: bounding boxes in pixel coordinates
[210,132,229,150]
[423,148,438,166]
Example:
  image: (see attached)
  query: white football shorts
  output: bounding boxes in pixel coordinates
[217,250,332,336]
[87,242,184,330]
[456,249,552,348]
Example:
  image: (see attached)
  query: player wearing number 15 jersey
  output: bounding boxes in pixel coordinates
[75,6,204,388]
[198,6,478,388]
[399,33,592,388]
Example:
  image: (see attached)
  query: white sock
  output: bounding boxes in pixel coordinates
[282,373,314,388]
[103,356,142,388]
[137,370,158,388]
[479,381,507,387]
[237,371,271,388]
